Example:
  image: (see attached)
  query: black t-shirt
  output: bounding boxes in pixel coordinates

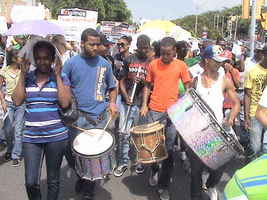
[120,53,149,106]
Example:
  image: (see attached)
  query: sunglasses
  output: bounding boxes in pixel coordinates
[117,43,127,48]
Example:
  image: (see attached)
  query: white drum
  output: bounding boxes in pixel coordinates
[72,129,116,180]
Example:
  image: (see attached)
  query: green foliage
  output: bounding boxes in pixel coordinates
[39,0,132,22]
[173,5,250,40]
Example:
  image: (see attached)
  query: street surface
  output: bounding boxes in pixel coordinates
[0,149,245,200]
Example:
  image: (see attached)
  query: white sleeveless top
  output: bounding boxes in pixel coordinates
[196,73,225,123]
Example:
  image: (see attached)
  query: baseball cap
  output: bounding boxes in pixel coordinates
[202,45,229,62]
[100,34,113,46]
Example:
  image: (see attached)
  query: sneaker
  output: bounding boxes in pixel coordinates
[113,164,128,177]
[149,170,158,186]
[158,189,170,200]
[75,179,84,194]
[207,187,218,200]
[11,159,20,167]
[135,164,145,174]
[82,193,94,200]
[0,141,6,152]
[4,152,11,161]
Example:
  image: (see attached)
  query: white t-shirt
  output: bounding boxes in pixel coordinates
[259,87,267,108]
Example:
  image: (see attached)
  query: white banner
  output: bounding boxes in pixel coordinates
[57,8,98,42]
[11,5,45,23]
[0,16,7,34]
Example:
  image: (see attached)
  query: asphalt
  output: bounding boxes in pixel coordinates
[0,147,245,200]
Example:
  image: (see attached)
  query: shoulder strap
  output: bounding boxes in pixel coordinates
[193,76,198,89]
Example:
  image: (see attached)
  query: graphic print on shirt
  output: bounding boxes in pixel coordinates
[95,66,107,101]
[127,63,147,80]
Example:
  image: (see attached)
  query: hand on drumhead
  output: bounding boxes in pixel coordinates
[140,105,149,116]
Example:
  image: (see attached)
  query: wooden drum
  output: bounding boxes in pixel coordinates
[130,121,168,164]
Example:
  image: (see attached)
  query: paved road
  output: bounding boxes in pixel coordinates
[0,148,245,200]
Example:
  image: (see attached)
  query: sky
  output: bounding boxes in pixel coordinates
[124,0,242,21]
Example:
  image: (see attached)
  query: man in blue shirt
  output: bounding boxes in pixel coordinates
[63,28,117,200]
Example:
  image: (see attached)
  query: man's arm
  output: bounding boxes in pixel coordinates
[229,68,240,89]
[181,62,192,90]
[119,77,131,105]
[224,78,240,126]
[244,88,252,129]
[256,105,267,127]
[140,82,151,116]
[54,57,72,109]
[12,72,26,106]
[0,76,7,112]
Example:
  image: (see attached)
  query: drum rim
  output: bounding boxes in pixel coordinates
[72,128,115,158]
[131,121,165,134]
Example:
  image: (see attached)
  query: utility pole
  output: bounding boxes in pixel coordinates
[234,16,239,41]
[250,0,257,57]
[217,15,220,30]
[221,16,224,36]
[195,15,198,35]
[214,15,216,29]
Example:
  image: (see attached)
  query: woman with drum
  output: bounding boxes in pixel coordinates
[12,40,72,200]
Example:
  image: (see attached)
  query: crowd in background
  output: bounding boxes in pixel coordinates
[0,29,267,200]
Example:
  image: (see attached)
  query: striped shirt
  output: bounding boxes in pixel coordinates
[23,71,70,143]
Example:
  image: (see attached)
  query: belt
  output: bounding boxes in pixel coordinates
[78,110,106,126]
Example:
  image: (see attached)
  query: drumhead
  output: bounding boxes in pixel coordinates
[131,121,164,134]
[73,129,114,156]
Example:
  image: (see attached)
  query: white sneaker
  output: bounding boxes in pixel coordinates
[207,187,218,200]
[149,170,158,186]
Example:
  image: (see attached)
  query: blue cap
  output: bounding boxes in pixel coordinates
[202,45,228,62]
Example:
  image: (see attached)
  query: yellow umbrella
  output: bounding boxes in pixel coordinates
[138,20,177,34]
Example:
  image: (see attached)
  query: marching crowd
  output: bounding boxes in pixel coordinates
[0,27,267,200]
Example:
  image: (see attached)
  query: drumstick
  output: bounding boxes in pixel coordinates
[71,125,95,135]
[121,67,142,133]
[97,116,113,141]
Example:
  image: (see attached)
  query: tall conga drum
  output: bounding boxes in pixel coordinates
[130,121,168,164]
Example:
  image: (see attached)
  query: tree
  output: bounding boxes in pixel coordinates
[173,5,250,40]
[39,0,131,22]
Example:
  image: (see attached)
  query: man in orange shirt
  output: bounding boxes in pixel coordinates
[140,37,191,200]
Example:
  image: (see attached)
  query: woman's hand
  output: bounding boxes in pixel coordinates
[54,56,62,77]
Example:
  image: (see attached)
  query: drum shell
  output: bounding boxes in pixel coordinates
[168,89,242,170]
[72,130,116,181]
[130,121,168,164]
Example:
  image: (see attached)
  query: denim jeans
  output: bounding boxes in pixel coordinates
[65,110,110,196]
[4,101,25,159]
[148,110,177,189]
[0,105,6,142]
[117,103,141,166]
[23,140,68,200]
[250,117,267,155]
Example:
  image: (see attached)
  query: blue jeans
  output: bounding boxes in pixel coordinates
[65,110,110,196]
[250,117,267,155]
[23,140,68,200]
[117,104,141,166]
[4,101,25,159]
[148,110,177,189]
